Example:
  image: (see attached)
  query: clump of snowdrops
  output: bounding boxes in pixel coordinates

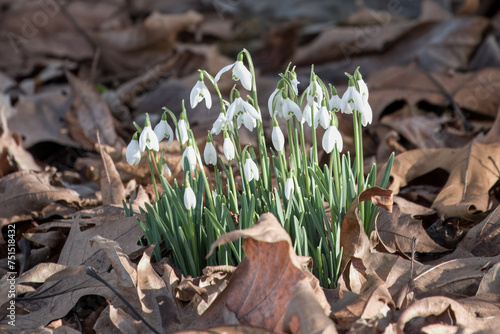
[124,49,393,288]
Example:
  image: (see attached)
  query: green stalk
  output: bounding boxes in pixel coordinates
[146,148,159,200]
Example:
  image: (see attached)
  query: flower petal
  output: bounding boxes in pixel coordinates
[214,62,235,84]
[233,61,252,90]
[204,142,217,165]
[184,187,196,210]
[126,139,141,165]
[272,125,285,151]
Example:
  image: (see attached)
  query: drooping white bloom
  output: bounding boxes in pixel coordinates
[358,78,369,101]
[306,79,323,106]
[223,137,235,161]
[154,119,174,146]
[340,84,363,115]
[238,112,257,132]
[329,94,342,112]
[139,124,159,152]
[322,125,343,153]
[360,100,373,127]
[214,60,252,91]
[211,112,227,135]
[184,186,196,210]
[290,76,300,96]
[268,88,284,118]
[190,80,212,109]
[227,97,261,123]
[302,101,319,127]
[281,98,302,120]
[315,105,331,129]
[182,145,197,172]
[272,124,285,151]
[244,157,259,182]
[285,178,294,200]
[126,134,141,166]
[204,141,217,165]
[176,119,189,145]
[163,162,172,177]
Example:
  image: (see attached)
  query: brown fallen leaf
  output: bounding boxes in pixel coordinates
[376,204,449,254]
[191,213,333,333]
[396,296,500,333]
[457,205,500,257]
[382,141,500,223]
[99,145,125,205]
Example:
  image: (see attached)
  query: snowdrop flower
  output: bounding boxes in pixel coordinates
[126,132,141,166]
[341,78,363,115]
[184,181,196,210]
[360,100,373,127]
[182,141,197,172]
[290,72,300,96]
[163,162,172,177]
[354,70,372,126]
[281,98,302,121]
[322,123,343,153]
[227,97,261,122]
[268,88,284,118]
[190,75,212,109]
[285,177,294,200]
[302,101,319,127]
[315,104,331,129]
[214,55,252,91]
[211,112,227,135]
[272,119,285,152]
[139,113,159,152]
[204,138,217,166]
[306,76,323,106]
[176,119,189,145]
[328,86,342,112]
[244,155,259,182]
[154,114,174,146]
[223,134,235,161]
[237,112,257,132]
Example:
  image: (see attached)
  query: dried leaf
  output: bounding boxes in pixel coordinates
[99,147,125,205]
[457,205,500,256]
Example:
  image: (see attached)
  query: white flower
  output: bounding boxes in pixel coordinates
[211,112,227,135]
[315,105,331,129]
[190,80,212,109]
[182,145,197,172]
[154,119,174,146]
[281,98,302,120]
[223,137,235,161]
[126,135,141,166]
[227,97,261,122]
[214,60,252,91]
[360,100,373,127]
[139,125,159,152]
[306,79,323,106]
[322,125,343,153]
[302,101,319,127]
[244,157,259,182]
[184,186,196,210]
[358,78,369,101]
[163,162,172,177]
[285,178,294,200]
[290,76,300,96]
[176,119,189,145]
[329,94,342,112]
[268,88,284,118]
[340,85,363,115]
[238,112,257,132]
[272,124,285,151]
[204,141,217,165]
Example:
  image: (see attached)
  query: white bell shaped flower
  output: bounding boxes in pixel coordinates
[360,100,373,127]
[211,112,227,135]
[190,79,212,109]
[238,112,257,132]
[341,83,363,115]
[290,75,300,96]
[306,79,323,106]
[182,145,197,172]
[214,60,252,91]
[322,125,343,153]
[358,78,369,101]
[154,119,174,146]
[223,136,235,161]
[126,133,141,166]
[176,119,189,145]
[184,184,196,210]
[272,123,285,152]
[329,94,342,112]
[139,115,159,152]
[281,98,302,121]
[227,97,261,123]
[285,177,294,200]
[268,88,284,118]
[315,105,331,129]
[302,101,319,127]
[163,162,172,177]
[244,157,260,182]
[204,141,217,165]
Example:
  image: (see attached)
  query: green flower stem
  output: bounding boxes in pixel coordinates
[187,207,200,276]
[353,109,365,221]
[146,148,159,200]
[310,106,318,165]
[200,70,227,113]
[298,121,311,197]
[330,147,340,204]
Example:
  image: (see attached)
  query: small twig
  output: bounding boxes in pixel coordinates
[86,267,161,334]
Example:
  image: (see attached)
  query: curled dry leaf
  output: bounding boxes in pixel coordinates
[99,146,125,205]
[193,213,333,333]
[396,296,500,333]
[457,205,500,257]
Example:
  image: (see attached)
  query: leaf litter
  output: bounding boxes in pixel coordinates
[2,1,500,333]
